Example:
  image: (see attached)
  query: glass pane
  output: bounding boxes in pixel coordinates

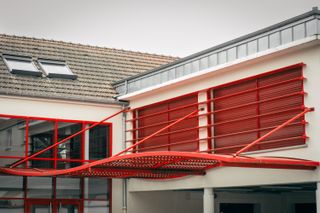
[160,71,169,83]
[57,122,82,160]
[152,74,160,85]
[84,201,109,213]
[258,36,268,51]
[56,177,81,199]
[306,19,317,36]
[60,204,79,213]
[0,199,24,212]
[269,32,280,48]
[191,60,199,72]
[0,117,26,167]
[29,120,55,168]
[227,47,236,62]
[183,63,191,75]
[5,58,39,72]
[293,23,305,41]
[176,66,184,78]
[141,77,148,89]
[218,51,227,64]
[57,160,81,169]
[281,28,292,44]
[27,177,52,198]
[199,57,208,70]
[248,40,258,55]
[0,176,23,198]
[128,81,139,93]
[89,125,109,160]
[208,54,217,67]
[237,44,247,58]
[168,68,176,80]
[40,62,73,75]
[85,177,109,199]
[30,204,50,213]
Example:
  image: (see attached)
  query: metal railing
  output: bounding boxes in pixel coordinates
[115,11,319,96]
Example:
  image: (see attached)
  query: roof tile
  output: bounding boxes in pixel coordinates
[0,34,178,104]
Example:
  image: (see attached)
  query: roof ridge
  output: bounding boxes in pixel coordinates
[0,33,180,59]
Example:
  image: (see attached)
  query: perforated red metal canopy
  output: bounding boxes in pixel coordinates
[1,105,318,179]
[0,152,318,179]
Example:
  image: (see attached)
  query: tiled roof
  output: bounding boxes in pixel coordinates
[0,34,178,104]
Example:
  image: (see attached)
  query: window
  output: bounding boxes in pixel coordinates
[133,94,198,152]
[89,125,109,160]
[3,55,41,76]
[38,59,77,79]
[212,65,305,153]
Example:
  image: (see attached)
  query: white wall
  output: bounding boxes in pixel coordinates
[127,190,315,213]
[126,41,320,192]
[127,190,203,213]
[0,95,125,213]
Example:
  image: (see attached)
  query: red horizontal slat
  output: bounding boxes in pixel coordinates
[212,66,305,153]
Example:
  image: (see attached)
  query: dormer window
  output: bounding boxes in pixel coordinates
[38,59,77,80]
[3,55,42,76]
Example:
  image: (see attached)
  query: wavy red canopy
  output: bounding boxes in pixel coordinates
[0,152,318,179]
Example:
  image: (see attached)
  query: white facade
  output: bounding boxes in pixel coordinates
[122,39,320,213]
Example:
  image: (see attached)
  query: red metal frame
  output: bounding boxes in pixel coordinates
[26,199,83,213]
[0,106,318,180]
[10,109,124,168]
[0,63,318,183]
[234,107,313,156]
[0,113,114,213]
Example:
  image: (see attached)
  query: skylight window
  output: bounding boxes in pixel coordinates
[38,59,77,80]
[3,55,42,76]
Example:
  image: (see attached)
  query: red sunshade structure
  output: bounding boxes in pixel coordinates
[0,152,318,179]
[0,107,318,179]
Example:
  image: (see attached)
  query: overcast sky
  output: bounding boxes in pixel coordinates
[0,0,319,57]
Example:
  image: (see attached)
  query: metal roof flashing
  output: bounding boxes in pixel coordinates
[116,35,319,101]
[113,7,320,97]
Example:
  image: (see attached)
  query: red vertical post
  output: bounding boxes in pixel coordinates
[54,120,58,169]
[206,90,212,152]
[25,119,29,168]
[81,122,85,165]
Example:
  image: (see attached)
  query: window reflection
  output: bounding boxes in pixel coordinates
[0,176,23,198]
[0,117,26,167]
[29,120,55,168]
[27,177,52,198]
[85,178,109,199]
[57,122,82,169]
[56,177,81,199]
[89,125,109,160]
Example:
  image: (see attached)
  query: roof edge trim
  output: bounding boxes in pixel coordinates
[113,7,320,86]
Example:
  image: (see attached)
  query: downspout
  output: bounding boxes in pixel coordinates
[122,103,128,213]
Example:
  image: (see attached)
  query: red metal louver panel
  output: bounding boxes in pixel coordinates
[213,66,305,154]
[135,94,199,152]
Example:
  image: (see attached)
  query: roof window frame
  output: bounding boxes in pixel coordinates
[2,54,42,77]
[38,58,77,80]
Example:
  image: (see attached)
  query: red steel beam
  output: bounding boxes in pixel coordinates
[234,107,314,156]
[10,108,127,168]
[112,109,200,157]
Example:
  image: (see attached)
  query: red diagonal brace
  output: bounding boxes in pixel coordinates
[234,107,314,156]
[10,108,127,168]
[112,109,200,157]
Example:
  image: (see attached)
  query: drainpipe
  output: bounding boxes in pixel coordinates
[122,104,128,213]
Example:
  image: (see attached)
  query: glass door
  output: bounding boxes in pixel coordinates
[27,200,81,213]
[27,200,51,213]
[57,200,80,213]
